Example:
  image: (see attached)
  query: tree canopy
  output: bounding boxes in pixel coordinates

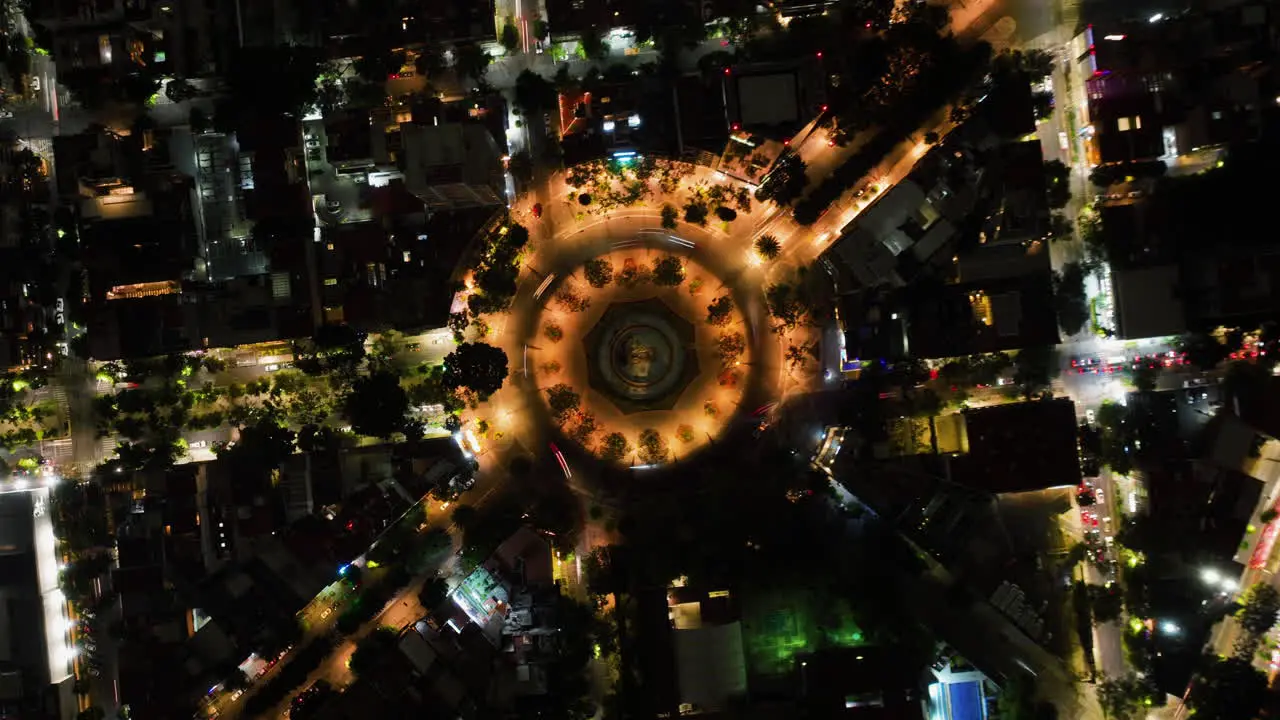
[454,43,491,82]
[755,234,782,260]
[348,627,398,678]
[1013,345,1059,398]
[343,371,409,438]
[293,323,367,376]
[1097,674,1155,720]
[1238,583,1280,638]
[515,69,557,115]
[442,342,509,398]
[755,155,808,206]
[707,295,734,326]
[652,256,685,286]
[223,45,324,121]
[1052,262,1088,337]
[546,384,582,421]
[1187,655,1266,720]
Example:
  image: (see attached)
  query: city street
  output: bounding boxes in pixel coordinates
[0,0,1227,715]
[213,453,505,720]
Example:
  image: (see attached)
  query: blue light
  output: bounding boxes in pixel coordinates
[338,564,349,577]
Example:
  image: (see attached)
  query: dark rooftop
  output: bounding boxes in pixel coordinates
[952,398,1083,493]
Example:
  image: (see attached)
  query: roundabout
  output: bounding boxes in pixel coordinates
[521,243,755,467]
[477,158,832,475]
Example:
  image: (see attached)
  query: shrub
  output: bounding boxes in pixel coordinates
[601,432,630,462]
[676,424,695,443]
[554,284,590,312]
[706,295,734,326]
[583,258,613,288]
[543,322,564,343]
[717,332,746,366]
[652,256,685,286]
[661,204,679,229]
[683,201,708,225]
[637,428,668,464]
[546,384,581,421]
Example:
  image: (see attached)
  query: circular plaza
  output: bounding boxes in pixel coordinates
[523,245,755,467]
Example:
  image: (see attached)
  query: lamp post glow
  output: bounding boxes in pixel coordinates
[1200,567,1239,594]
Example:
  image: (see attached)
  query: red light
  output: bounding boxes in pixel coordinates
[821,104,828,112]
[346,520,354,531]
[865,21,872,28]
[732,123,740,130]
[783,138,790,145]
[723,68,730,75]
[816,51,822,58]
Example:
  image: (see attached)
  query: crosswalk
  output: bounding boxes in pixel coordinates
[39,437,72,463]
[98,436,118,461]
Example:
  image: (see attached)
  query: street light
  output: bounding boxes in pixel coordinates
[1200,568,1221,586]
[1160,620,1180,635]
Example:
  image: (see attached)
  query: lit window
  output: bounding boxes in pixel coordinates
[1117,117,1131,131]
[1134,115,1142,129]
[99,35,112,64]
[324,278,338,286]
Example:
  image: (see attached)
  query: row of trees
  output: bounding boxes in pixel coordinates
[467,223,532,316]
[791,19,992,224]
[545,383,693,462]
[92,324,509,484]
[1052,262,1090,337]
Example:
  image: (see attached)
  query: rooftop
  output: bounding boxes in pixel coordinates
[951,398,1083,493]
